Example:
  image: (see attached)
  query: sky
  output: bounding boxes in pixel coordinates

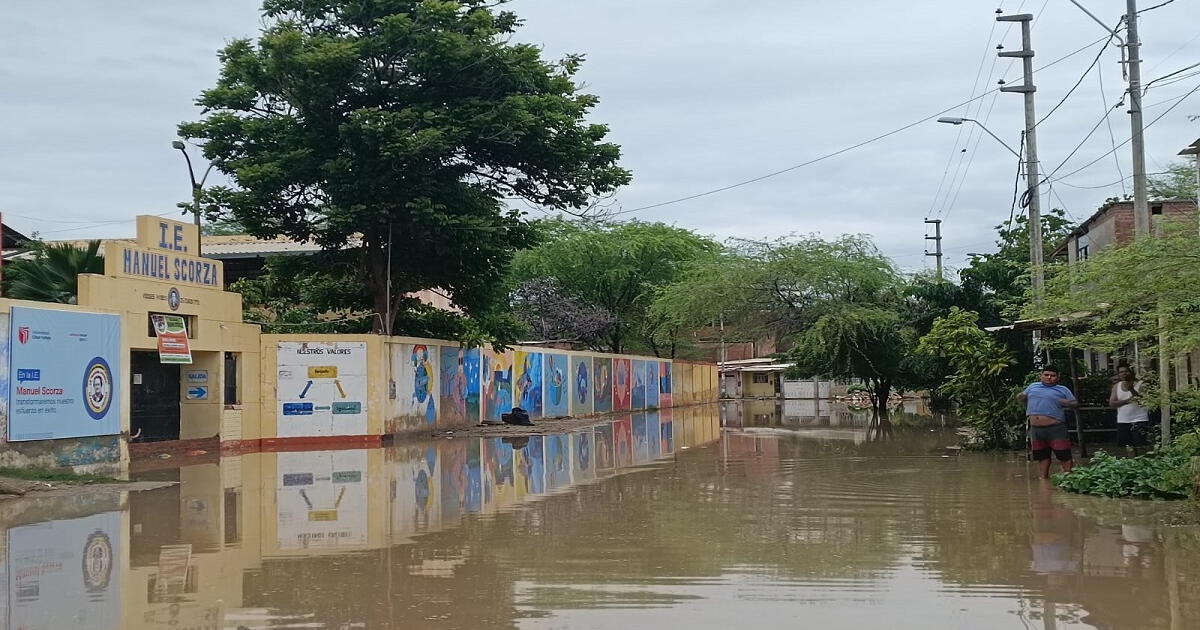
[2,0,1198,276]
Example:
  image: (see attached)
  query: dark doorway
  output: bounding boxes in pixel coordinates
[131,351,181,442]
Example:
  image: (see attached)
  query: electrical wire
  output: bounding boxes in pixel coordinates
[1009,133,1027,227]
[606,33,1113,218]
[1035,20,1121,128]
[927,2,1011,220]
[1096,58,1128,195]
[1048,79,1200,183]
[1053,170,1170,190]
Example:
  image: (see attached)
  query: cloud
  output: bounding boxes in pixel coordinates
[2,0,1197,273]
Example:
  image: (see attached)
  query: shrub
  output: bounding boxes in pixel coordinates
[1054,429,1200,500]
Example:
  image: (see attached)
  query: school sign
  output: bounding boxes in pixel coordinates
[103,216,223,289]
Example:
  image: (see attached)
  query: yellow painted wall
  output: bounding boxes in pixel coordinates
[741,372,778,398]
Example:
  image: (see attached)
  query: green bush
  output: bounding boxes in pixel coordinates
[846,383,868,395]
[1054,430,1200,500]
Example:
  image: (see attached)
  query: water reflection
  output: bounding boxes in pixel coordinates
[1,404,1198,629]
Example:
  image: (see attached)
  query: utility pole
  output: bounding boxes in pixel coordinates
[1126,0,1152,236]
[998,12,1044,361]
[924,218,943,280]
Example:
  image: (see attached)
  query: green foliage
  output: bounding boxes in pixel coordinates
[3,240,104,304]
[511,220,719,355]
[1053,430,1200,500]
[917,308,1024,449]
[234,253,524,344]
[0,466,121,484]
[180,0,629,333]
[1168,386,1200,435]
[1028,221,1200,354]
[789,305,915,409]
[1148,160,1199,201]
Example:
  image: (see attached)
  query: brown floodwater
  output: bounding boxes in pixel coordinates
[2,401,1198,629]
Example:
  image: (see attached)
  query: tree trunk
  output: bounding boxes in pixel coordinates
[873,379,892,418]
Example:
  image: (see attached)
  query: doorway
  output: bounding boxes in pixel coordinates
[131,351,181,442]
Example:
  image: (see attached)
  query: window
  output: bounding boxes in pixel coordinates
[753,373,770,384]
[224,352,240,405]
[1075,233,1090,261]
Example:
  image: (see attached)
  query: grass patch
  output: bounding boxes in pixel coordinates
[0,467,122,484]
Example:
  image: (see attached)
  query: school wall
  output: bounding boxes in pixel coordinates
[259,335,718,442]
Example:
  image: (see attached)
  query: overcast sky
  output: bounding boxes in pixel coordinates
[2,1,1198,274]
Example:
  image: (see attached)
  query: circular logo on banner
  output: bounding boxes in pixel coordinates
[82,530,114,592]
[83,357,113,420]
[167,287,181,311]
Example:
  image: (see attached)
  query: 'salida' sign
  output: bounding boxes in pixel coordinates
[104,216,224,289]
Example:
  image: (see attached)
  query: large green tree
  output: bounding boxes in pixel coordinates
[1148,160,1199,201]
[510,220,719,356]
[656,234,923,413]
[180,0,630,335]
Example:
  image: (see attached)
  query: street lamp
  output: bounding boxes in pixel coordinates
[936,117,1022,159]
[171,140,217,254]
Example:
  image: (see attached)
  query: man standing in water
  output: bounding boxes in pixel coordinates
[1017,366,1079,479]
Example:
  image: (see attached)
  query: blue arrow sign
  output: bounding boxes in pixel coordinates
[187,386,208,400]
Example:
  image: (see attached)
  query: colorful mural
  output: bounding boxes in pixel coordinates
[439,346,481,426]
[646,361,660,408]
[647,411,662,458]
[392,343,438,427]
[571,355,593,416]
[632,360,647,410]
[482,437,516,511]
[544,353,570,418]
[659,361,673,408]
[613,358,632,411]
[482,349,514,422]
[515,351,544,418]
[594,357,613,413]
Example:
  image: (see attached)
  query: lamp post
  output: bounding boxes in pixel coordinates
[938,115,1044,362]
[171,140,216,254]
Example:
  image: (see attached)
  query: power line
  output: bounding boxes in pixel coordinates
[1096,58,1127,195]
[1053,170,1169,190]
[608,33,1112,218]
[1035,20,1121,128]
[1048,79,1200,183]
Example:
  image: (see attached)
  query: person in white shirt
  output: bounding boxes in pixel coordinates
[1109,366,1150,454]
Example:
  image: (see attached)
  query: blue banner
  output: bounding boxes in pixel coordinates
[7,307,122,441]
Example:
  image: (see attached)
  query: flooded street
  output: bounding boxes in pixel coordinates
[4,403,1199,629]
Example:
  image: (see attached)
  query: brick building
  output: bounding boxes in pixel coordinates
[1053,198,1197,263]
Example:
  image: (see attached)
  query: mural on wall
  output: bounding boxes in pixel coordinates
[659,362,673,408]
[545,433,572,490]
[392,343,439,428]
[544,353,570,418]
[7,307,122,442]
[277,341,369,438]
[646,361,661,408]
[482,350,514,422]
[632,360,647,409]
[594,358,613,413]
[570,356,592,416]
[276,449,368,550]
[514,351,544,418]
[613,359,632,411]
[439,346,481,426]
[613,415,633,467]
